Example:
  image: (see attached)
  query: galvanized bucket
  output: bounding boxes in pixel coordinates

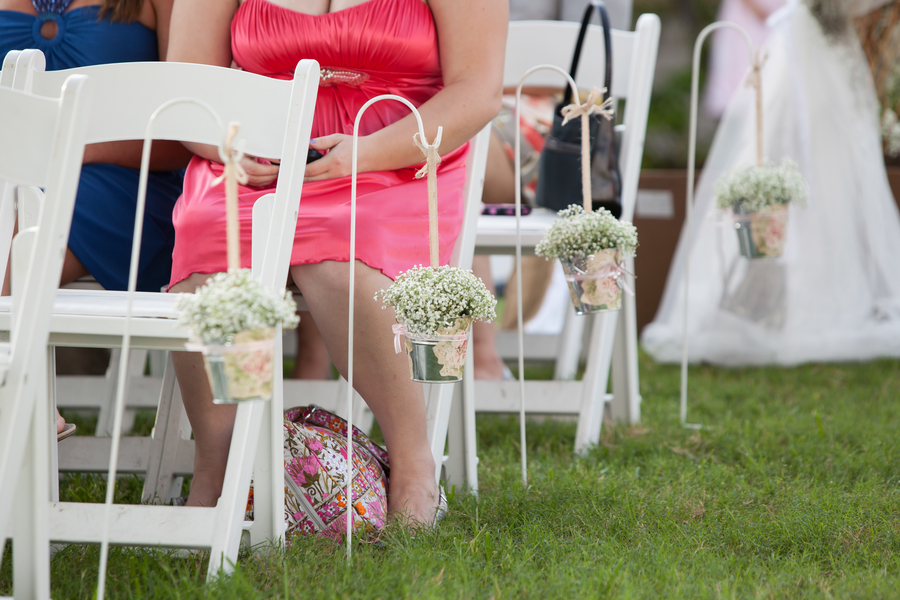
[187,327,277,404]
[733,206,788,259]
[399,317,472,383]
[560,248,625,315]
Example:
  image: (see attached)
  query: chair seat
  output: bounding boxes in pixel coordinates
[474,208,560,255]
[0,290,188,349]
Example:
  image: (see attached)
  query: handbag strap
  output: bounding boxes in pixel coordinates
[565,0,614,105]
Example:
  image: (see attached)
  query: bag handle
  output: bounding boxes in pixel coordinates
[565,0,614,105]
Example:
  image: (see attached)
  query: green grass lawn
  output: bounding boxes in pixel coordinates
[4,353,900,598]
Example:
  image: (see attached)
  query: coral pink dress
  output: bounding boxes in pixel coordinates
[168,0,468,287]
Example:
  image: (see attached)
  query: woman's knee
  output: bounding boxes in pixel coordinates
[291,260,381,296]
[168,272,217,294]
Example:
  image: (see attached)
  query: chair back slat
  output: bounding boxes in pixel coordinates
[503,21,635,99]
[0,87,61,186]
[32,62,296,159]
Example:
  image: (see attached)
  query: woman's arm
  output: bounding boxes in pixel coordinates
[304,0,508,181]
[81,0,193,171]
[164,0,279,186]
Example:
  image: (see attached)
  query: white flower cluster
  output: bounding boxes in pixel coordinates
[714,160,809,213]
[534,205,638,260]
[883,108,900,158]
[376,265,497,337]
[177,269,299,344]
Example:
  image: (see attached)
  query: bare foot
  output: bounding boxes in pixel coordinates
[56,410,65,435]
[386,459,441,527]
[473,355,507,380]
[290,311,333,380]
[185,468,224,507]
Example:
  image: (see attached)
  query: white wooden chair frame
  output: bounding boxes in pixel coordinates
[0,72,91,599]
[0,52,320,582]
[446,13,661,490]
[0,48,492,568]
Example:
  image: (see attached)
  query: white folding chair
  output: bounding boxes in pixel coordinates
[456,14,660,479]
[0,51,319,578]
[0,73,91,598]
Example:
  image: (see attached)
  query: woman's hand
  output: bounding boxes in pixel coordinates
[241,156,281,188]
[303,135,356,182]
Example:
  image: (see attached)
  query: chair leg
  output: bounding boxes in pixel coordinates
[610,278,641,424]
[47,347,59,502]
[142,353,190,504]
[207,401,265,578]
[445,348,479,493]
[247,331,285,549]
[574,311,619,455]
[554,302,585,380]
[424,382,454,485]
[13,353,52,599]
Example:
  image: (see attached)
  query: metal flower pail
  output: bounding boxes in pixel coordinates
[733,206,787,259]
[560,248,628,315]
[395,317,472,383]
[187,327,277,404]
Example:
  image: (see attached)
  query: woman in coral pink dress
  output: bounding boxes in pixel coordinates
[166,0,507,525]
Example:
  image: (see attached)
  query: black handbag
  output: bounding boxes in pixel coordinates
[534,0,622,218]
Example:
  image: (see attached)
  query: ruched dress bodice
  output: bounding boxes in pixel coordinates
[233,0,444,141]
[169,0,468,285]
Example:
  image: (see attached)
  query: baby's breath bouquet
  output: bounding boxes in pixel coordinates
[377,265,496,382]
[714,160,808,214]
[177,269,299,344]
[177,269,299,403]
[377,266,496,338]
[535,205,638,260]
[714,161,808,259]
[535,205,638,314]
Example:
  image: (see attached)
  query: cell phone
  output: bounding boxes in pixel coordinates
[307,148,325,163]
[481,204,532,216]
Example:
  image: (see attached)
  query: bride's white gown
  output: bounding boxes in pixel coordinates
[641,0,900,366]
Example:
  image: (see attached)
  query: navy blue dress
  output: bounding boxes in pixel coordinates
[0,6,183,292]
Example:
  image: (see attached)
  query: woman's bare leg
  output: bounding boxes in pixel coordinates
[168,272,236,507]
[291,260,440,525]
[290,311,333,379]
[471,255,506,380]
[3,218,90,435]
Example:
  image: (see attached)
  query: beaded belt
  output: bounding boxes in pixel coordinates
[319,67,369,87]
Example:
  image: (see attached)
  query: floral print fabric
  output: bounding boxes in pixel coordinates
[282,406,389,540]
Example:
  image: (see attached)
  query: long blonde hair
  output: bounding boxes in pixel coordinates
[98,0,143,22]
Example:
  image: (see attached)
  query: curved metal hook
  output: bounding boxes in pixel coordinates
[345,93,437,558]
[98,97,234,600]
[680,22,755,431]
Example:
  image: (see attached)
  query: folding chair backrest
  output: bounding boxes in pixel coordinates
[449,123,492,270]
[503,15,661,222]
[2,52,320,291]
[0,73,90,531]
